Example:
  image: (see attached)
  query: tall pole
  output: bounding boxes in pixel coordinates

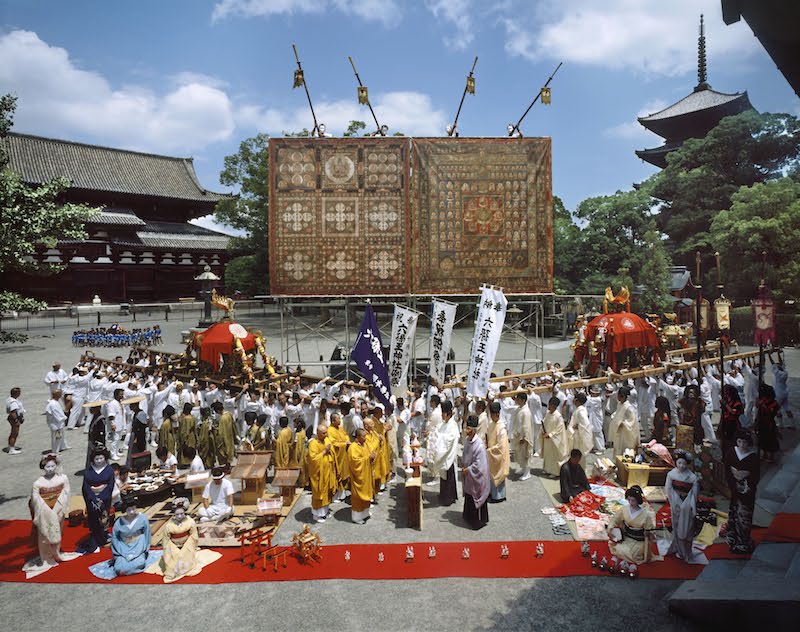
[293,44,320,135]
[758,250,767,385]
[508,61,562,136]
[348,56,383,135]
[695,252,702,381]
[449,56,478,136]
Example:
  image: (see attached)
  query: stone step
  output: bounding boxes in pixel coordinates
[668,578,800,627]
[786,547,800,580]
[695,559,747,581]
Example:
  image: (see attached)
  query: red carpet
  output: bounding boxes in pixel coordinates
[763,512,800,543]
[0,519,763,584]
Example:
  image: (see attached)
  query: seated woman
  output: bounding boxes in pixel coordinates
[607,485,661,565]
[665,450,704,564]
[148,497,220,583]
[23,453,81,578]
[89,498,162,579]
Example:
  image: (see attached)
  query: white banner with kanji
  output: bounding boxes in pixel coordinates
[467,286,507,398]
[428,299,457,384]
[388,305,419,397]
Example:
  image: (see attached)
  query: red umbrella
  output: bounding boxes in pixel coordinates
[195,321,256,371]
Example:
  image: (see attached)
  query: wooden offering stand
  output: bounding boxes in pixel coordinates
[272,468,301,506]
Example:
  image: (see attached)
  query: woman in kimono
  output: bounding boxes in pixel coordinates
[756,384,781,463]
[89,498,161,579]
[23,453,80,577]
[725,430,760,554]
[150,497,220,583]
[84,400,108,471]
[607,485,661,565]
[665,450,704,563]
[81,446,115,553]
[718,385,743,455]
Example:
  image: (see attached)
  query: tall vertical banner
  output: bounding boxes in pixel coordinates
[388,305,419,397]
[752,285,776,346]
[429,299,457,384]
[467,286,508,398]
[351,304,393,407]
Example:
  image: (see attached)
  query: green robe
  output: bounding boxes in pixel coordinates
[214,411,237,465]
[197,419,216,468]
[158,419,176,456]
[178,414,197,466]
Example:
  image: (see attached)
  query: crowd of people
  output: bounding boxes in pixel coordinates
[71,325,162,348]
[5,346,794,574]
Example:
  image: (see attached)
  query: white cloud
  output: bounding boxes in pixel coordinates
[0,30,235,154]
[501,0,760,77]
[603,99,668,141]
[211,0,401,27]
[190,216,245,236]
[237,90,447,136]
[425,0,474,51]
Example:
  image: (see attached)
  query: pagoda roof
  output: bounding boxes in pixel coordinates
[635,142,683,169]
[4,132,232,205]
[638,89,753,138]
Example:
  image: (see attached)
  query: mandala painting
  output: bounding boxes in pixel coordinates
[410,138,553,294]
[268,138,410,295]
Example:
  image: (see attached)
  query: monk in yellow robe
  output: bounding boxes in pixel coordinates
[347,428,375,524]
[274,416,294,468]
[373,405,394,486]
[327,413,351,502]
[292,420,309,488]
[363,417,384,495]
[196,409,216,468]
[306,424,338,523]
[158,406,178,457]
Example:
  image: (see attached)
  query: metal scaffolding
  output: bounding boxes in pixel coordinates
[265,294,548,380]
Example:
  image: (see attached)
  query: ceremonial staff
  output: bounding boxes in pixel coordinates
[348,56,386,136]
[508,61,562,137]
[292,44,322,136]
[695,252,703,381]
[715,252,728,379]
[447,56,478,137]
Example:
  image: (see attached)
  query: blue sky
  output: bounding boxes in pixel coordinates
[1,0,797,233]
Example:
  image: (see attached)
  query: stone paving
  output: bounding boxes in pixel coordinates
[0,314,795,632]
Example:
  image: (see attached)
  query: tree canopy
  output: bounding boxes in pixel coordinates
[0,94,96,342]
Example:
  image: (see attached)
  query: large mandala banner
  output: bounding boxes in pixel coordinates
[268,138,410,295]
[411,138,553,294]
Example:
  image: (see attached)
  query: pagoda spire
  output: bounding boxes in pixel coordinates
[695,14,710,91]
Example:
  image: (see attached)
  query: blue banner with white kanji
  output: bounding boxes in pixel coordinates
[351,303,393,408]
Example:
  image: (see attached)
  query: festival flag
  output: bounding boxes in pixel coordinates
[467,286,507,398]
[293,69,305,88]
[541,87,551,104]
[714,297,731,330]
[351,303,392,407]
[429,299,457,384]
[357,85,369,105]
[466,75,475,95]
[752,284,776,346]
[388,305,419,397]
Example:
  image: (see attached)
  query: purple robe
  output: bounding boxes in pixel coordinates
[462,434,490,508]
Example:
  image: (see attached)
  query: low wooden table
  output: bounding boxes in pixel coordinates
[615,456,671,487]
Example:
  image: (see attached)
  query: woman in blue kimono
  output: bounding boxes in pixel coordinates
[89,498,161,579]
[80,446,115,553]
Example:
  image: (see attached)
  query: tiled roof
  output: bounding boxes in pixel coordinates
[87,209,147,227]
[638,88,750,122]
[4,132,231,204]
[670,267,691,292]
[134,220,231,251]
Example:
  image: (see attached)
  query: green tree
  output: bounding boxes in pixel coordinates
[0,94,96,342]
[215,133,270,295]
[636,227,673,314]
[710,178,800,301]
[572,185,655,294]
[343,120,366,137]
[653,111,800,259]
[552,196,585,293]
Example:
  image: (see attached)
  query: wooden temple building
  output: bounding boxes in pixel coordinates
[636,15,755,169]
[2,132,234,303]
